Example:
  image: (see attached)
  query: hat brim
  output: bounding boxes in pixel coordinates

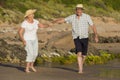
[76,7,85,10]
[24,9,36,18]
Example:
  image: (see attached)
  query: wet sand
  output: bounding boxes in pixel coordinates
[0,59,120,80]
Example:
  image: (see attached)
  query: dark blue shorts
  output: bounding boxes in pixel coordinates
[74,37,88,55]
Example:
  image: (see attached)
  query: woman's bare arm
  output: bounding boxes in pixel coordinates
[52,18,65,24]
[38,23,49,28]
[18,27,26,45]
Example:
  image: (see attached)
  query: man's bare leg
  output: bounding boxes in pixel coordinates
[77,52,83,73]
[82,56,86,64]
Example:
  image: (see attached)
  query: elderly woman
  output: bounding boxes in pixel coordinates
[19,9,49,73]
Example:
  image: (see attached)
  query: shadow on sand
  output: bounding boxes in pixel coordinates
[0,63,25,72]
[52,66,78,72]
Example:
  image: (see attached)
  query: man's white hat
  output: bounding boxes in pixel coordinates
[76,4,84,10]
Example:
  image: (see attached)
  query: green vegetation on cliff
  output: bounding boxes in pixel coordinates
[0,0,120,23]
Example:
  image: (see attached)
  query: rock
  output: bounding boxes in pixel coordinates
[0,39,26,63]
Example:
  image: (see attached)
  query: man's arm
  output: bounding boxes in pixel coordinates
[90,25,99,43]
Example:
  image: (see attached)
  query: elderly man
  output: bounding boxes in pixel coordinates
[53,4,98,73]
